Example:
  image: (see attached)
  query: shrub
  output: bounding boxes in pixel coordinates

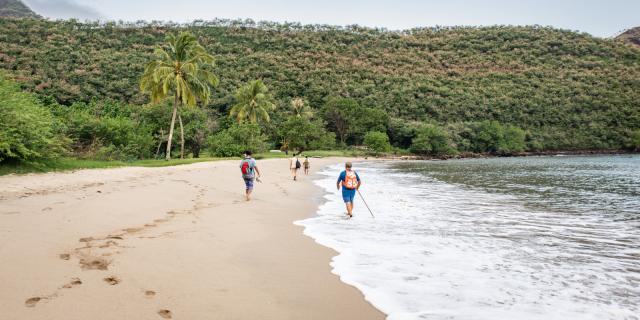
[208,123,268,157]
[0,75,67,162]
[470,121,526,154]
[281,117,335,152]
[410,124,453,155]
[364,131,391,154]
[625,130,640,151]
[94,117,155,160]
[500,125,526,154]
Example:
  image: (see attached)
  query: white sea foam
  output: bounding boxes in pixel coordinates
[295,161,639,320]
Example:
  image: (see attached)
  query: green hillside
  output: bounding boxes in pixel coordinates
[0,0,39,18]
[1,18,639,163]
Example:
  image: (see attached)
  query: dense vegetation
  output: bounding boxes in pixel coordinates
[0,17,639,164]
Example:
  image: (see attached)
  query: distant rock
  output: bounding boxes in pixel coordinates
[0,0,40,18]
[616,27,640,47]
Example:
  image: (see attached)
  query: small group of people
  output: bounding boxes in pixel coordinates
[289,154,310,181]
[239,151,361,218]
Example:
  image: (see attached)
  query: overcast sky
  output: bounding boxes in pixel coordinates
[22,0,639,37]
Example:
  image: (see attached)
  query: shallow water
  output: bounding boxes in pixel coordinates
[296,155,640,320]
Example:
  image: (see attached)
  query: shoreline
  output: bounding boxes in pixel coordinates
[382,149,638,161]
[0,158,385,320]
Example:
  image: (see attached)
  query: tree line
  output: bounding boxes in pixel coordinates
[1,18,639,164]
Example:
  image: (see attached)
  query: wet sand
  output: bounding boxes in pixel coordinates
[0,158,385,320]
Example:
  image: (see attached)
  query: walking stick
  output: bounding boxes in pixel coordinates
[357,189,375,218]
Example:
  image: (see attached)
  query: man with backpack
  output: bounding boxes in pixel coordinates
[336,162,361,218]
[240,151,261,201]
[289,153,301,181]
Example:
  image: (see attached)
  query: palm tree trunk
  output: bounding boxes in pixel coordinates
[165,96,179,160]
[155,128,164,158]
[178,113,185,159]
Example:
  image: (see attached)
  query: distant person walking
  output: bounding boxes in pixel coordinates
[240,151,261,201]
[303,156,310,175]
[290,154,301,181]
[336,162,361,218]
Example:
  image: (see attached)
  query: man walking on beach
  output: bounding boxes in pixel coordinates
[240,151,261,201]
[289,153,301,181]
[336,162,361,218]
[303,156,310,175]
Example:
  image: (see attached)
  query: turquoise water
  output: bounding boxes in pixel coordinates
[298,155,640,320]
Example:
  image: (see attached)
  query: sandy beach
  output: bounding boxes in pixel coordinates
[0,158,385,320]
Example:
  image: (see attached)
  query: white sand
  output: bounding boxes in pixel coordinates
[0,158,385,319]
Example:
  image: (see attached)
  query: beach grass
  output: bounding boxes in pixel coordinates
[0,150,366,176]
[0,157,228,176]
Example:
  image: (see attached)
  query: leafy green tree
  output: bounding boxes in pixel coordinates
[323,97,357,145]
[140,31,218,160]
[364,131,391,154]
[410,124,453,155]
[350,108,389,144]
[230,80,276,124]
[0,75,66,163]
[280,116,334,152]
[207,123,268,157]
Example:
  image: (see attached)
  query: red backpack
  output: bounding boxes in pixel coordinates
[241,160,251,175]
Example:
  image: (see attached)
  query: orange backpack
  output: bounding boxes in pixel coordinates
[344,171,359,189]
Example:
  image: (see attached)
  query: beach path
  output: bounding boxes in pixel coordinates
[0,158,384,320]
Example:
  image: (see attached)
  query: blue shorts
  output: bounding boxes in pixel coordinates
[342,188,356,203]
[244,177,254,190]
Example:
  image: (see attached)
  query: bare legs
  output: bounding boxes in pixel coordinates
[345,202,353,217]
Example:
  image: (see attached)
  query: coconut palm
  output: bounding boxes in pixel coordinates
[140,31,218,160]
[230,80,276,124]
[290,97,314,119]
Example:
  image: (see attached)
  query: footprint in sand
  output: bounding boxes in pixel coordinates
[79,256,111,270]
[158,309,173,319]
[25,297,43,308]
[62,278,82,289]
[103,276,120,285]
[98,240,118,248]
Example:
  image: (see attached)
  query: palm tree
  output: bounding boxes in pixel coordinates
[290,97,314,119]
[140,31,218,160]
[230,80,276,124]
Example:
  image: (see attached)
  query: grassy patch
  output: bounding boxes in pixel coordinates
[0,150,366,176]
[0,157,228,176]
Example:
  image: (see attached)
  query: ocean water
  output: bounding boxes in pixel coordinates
[295,155,640,320]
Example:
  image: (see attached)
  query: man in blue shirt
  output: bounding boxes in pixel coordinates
[336,162,361,218]
[240,151,261,201]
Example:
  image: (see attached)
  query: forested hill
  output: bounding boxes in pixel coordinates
[616,27,640,47]
[0,0,39,18]
[1,18,639,151]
